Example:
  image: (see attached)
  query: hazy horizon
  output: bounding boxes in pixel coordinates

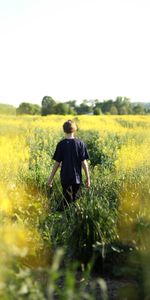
[1,0,150,107]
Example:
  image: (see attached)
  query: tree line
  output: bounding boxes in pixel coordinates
[16,96,150,115]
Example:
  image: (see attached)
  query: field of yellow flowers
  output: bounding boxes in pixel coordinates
[0,114,150,299]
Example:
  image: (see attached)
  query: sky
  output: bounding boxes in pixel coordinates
[0,0,150,107]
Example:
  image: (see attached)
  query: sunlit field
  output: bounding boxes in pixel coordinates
[0,114,150,299]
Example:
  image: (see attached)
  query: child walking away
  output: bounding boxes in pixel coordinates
[48,120,90,210]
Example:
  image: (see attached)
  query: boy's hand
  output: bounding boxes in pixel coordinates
[47,180,53,188]
[86,178,90,188]
[47,162,60,188]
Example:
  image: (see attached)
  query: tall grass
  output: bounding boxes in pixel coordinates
[0,114,150,299]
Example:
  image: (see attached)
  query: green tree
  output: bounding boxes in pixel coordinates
[31,104,41,115]
[102,100,113,114]
[132,104,145,115]
[55,102,69,115]
[65,100,77,109]
[16,102,41,115]
[76,100,93,114]
[94,101,103,112]
[93,107,102,115]
[68,106,76,115]
[119,105,128,115]
[110,105,118,115]
[115,96,132,114]
[64,100,76,114]
[123,97,132,114]
[41,96,56,116]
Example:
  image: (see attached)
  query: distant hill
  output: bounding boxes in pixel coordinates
[0,103,16,115]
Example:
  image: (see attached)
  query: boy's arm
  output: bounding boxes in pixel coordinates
[48,161,60,187]
[81,159,90,188]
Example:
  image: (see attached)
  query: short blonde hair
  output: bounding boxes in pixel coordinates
[63,120,77,134]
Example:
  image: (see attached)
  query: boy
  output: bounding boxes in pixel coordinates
[48,120,90,209]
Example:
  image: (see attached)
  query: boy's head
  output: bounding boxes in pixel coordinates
[63,120,77,134]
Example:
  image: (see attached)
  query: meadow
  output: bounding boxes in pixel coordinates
[0,114,150,299]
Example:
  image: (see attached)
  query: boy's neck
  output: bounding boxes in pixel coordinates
[65,133,75,139]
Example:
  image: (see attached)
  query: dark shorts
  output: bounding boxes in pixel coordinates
[61,183,81,209]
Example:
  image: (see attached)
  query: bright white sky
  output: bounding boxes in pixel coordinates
[0,0,150,107]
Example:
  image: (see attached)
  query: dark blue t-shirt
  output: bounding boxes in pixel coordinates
[52,138,89,185]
